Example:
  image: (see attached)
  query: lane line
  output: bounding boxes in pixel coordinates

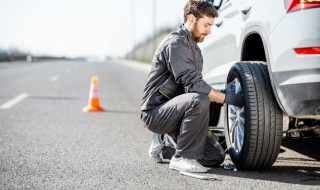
[50,75,59,82]
[0,93,29,110]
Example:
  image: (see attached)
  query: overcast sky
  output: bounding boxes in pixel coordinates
[0,0,188,58]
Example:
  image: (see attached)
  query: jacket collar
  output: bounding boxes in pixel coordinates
[180,24,197,45]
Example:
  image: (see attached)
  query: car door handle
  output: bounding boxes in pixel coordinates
[241,7,251,15]
[215,20,223,27]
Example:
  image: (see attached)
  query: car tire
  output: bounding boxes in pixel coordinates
[224,61,283,170]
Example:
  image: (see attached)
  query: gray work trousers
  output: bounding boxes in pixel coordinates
[141,93,225,166]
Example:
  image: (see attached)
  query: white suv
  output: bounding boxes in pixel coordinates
[202,0,320,170]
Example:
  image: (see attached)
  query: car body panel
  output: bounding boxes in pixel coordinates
[202,0,320,118]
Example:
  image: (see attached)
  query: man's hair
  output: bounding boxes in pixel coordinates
[184,0,218,22]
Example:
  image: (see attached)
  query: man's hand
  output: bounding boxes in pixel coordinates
[208,88,225,104]
[223,82,244,108]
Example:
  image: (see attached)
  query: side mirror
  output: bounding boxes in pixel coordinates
[208,0,223,10]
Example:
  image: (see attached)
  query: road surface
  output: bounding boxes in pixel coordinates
[0,60,319,189]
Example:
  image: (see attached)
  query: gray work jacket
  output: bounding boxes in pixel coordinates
[141,25,211,111]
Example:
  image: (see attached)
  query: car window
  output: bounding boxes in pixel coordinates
[221,0,230,8]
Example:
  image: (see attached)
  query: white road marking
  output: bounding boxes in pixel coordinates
[0,93,29,110]
[50,75,59,82]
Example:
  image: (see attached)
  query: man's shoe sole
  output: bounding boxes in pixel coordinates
[169,165,208,173]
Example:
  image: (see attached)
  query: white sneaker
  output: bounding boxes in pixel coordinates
[169,156,208,173]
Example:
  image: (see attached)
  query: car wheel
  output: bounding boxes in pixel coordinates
[224,61,283,170]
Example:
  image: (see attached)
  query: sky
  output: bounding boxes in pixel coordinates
[0,0,188,58]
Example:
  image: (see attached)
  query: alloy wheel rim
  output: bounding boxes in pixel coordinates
[227,78,245,153]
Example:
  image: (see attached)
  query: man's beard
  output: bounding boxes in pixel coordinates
[191,21,206,43]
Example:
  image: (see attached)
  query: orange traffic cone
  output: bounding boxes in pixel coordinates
[83,76,105,112]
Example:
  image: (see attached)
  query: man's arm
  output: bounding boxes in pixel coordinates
[166,36,243,108]
[166,37,212,95]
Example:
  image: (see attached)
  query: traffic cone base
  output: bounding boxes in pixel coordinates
[82,105,105,112]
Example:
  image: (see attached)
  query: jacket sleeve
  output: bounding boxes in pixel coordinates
[164,37,211,95]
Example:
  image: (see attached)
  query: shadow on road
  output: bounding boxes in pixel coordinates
[209,137,320,186]
[282,137,320,161]
[29,96,79,101]
[210,165,320,186]
[106,109,140,115]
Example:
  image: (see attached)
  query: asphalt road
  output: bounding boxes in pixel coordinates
[0,60,319,189]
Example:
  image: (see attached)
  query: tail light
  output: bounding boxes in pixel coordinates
[294,47,320,55]
[285,0,320,13]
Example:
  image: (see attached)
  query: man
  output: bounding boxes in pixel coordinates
[141,0,243,173]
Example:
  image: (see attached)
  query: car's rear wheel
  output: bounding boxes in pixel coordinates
[224,62,283,170]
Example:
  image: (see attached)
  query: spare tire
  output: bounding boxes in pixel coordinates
[224,62,283,170]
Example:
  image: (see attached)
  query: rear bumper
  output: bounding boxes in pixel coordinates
[273,69,320,118]
[268,8,320,118]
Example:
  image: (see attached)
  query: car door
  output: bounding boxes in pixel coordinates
[201,0,226,88]
[203,0,252,88]
[201,17,221,78]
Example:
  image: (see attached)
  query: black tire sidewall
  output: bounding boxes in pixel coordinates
[224,63,248,162]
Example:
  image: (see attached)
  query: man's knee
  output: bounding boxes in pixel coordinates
[192,93,210,112]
